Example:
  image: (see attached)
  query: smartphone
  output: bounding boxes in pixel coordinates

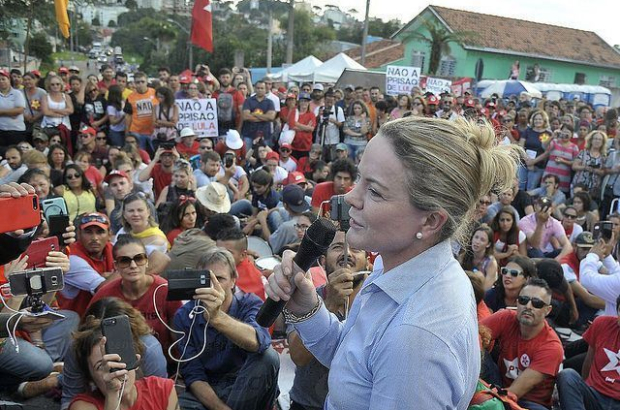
[593,221,614,241]
[224,153,234,168]
[25,236,59,269]
[47,214,70,246]
[8,267,64,297]
[330,195,351,230]
[166,269,211,301]
[41,197,68,218]
[0,194,40,234]
[101,315,139,371]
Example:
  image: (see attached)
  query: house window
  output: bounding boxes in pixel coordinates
[600,75,616,88]
[525,65,552,82]
[438,56,457,77]
[574,72,586,85]
[410,51,425,71]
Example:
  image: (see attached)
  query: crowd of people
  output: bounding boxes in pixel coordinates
[0,60,619,410]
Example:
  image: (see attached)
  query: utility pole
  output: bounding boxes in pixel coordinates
[286,0,294,64]
[360,0,370,66]
[267,10,272,73]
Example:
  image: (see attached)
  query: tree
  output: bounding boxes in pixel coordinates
[125,0,138,10]
[108,20,117,28]
[92,17,100,26]
[277,8,336,62]
[29,31,53,64]
[406,19,475,75]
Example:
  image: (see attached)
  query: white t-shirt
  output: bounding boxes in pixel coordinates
[494,230,527,252]
[0,88,26,131]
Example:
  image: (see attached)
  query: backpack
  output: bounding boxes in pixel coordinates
[217,92,235,124]
[469,380,528,410]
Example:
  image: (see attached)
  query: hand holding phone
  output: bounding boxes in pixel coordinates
[101,315,139,371]
[0,194,41,234]
[96,337,136,392]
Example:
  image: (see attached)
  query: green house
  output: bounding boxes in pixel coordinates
[388,5,620,88]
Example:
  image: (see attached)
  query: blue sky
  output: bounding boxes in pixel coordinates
[306,0,620,47]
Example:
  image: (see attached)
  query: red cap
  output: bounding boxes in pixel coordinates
[463,98,475,108]
[0,69,9,78]
[104,170,130,183]
[179,74,191,84]
[278,86,287,93]
[426,95,439,105]
[285,93,296,100]
[284,171,307,186]
[280,143,292,150]
[78,212,110,230]
[79,126,96,136]
[486,101,496,108]
[265,152,279,162]
[31,70,41,78]
[59,67,69,73]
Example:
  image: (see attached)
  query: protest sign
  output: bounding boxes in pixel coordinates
[175,98,219,137]
[426,77,452,95]
[385,65,420,96]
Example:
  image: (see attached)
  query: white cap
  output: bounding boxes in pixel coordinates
[225,129,243,150]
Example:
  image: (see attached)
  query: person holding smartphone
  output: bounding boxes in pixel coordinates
[266,117,520,409]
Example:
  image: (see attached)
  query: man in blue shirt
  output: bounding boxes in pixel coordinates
[241,81,275,148]
[175,247,279,410]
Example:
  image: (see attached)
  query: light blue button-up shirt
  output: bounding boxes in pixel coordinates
[295,240,481,409]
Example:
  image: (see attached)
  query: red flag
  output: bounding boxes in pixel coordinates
[191,0,213,53]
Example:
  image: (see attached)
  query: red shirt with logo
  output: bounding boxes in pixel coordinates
[582,316,620,400]
[236,257,265,301]
[481,309,564,407]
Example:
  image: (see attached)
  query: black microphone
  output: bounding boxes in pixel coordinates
[256,218,337,327]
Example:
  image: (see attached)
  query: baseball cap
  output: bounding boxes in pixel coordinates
[280,143,292,151]
[0,69,9,78]
[69,65,80,73]
[426,95,439,105]
[79,126,97,136]
[265,151,279,162]
[59,67,69,74]
[104,170,130,183]
[282,185,310,213]
[536,259,569,293]
[31,70,41,78]
[486,101,496,108]
[575,232,595,247]
[336,143,348,151]
[313,83,324,91]
[179,74,191,84]
[79,213,110,230]
[344,84,354,91]
[285,93,296,100]
[32,131,49,142]
[284,171,307,186]
[298,92,311,101]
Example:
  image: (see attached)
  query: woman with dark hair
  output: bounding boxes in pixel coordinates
[490,206,527,267]
[459,224,498,290]
[245,143,270,173]
[82,81,108,131]
[67,298,177,410]
[161,196,199,245]
[572,190,598,231]
[106,84,126,147]
[155,158,195,208]
[289,93,317,160]
[60,297,168,408]
[88,235,181,359]
[390,94,412,120]
[483,255,538,313]
[572,130,607,198]
[343,100,371,160]
[47,143,70,187]
[55,164,97,220]
[152,86,179,150]
[19,168,55,200]
[21,71,47,138]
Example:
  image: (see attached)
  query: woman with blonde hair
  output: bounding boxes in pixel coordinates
[518,109,552,190]
[40,74,73,151]
[266,117,521,408]
[572,130,607,197]
[115,192,169,255]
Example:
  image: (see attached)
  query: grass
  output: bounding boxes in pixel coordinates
[52,51,87,62]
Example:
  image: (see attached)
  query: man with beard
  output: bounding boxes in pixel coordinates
[0,145,27,184]
[57,213,119,316]
[481,278,564,410]
[287,230,370,410]
[213,68,245,135]
[139,146,178,198]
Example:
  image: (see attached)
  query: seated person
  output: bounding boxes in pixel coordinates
[176,127,200,158]
[458,224,498,290]
[60,298,168,410]
[553,205,582,248]
[556,296,620,410]
[528,174,566,207]
[174,248,279,410]
[243,170,281,235]
[68,303,176,410]
[580,235,620,316]
[484,255,537,313]
[534,258,579,328]
[487,188,520,222]
[287,230,370,410]
[481,278,564,410]
[260,151,288,186]
[490,206,527,267]
[165,228,215,273]
[260,184,311,253]
[511,178,535,218]
[104,169,155,234]
[216,228,265,300]
[518,196,573,260]
[310,158,355,214]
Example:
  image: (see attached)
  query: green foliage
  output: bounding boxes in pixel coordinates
[337,17,403,44]
[92,17,100,26]
[108,20,117,28]
[277,8,336,62]
[125,0,138,10]
[29,31,53,64]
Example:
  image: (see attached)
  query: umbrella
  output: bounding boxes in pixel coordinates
[479,80,542,99]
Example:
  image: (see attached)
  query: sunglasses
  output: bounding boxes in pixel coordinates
[501,267,523,277]
[80,214,109,226]
[564,213,577,219]
[280,148,291,153]
[479,200,491,205]
[115,253,148,268]
[79,134,93,138]
[66,173,81,180]
[96,137,107,141]
[517,295,548,309]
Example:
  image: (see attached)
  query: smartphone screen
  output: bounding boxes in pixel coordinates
[101,315,139,371]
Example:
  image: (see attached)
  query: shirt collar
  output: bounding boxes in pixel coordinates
[368,240,454,304]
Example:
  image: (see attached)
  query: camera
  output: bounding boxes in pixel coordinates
[166,269,211,301]
[224,153,235,168]
[593,221,614,241]
[330,195,351,231]
[539,196,552,213]
[8,267,64,297]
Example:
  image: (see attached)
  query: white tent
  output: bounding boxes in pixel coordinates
[271,55,323,82]
[312,53,366,83]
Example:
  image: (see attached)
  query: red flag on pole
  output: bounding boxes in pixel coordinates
[191,0,213,53]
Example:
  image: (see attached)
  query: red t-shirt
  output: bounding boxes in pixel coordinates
[70,376,173,410]
[139,149,151,164]
[311,181,353,212]
[236,257,265,301]
[89,275,181,355]
[151,164,173,198]
[84,165,103,190]
[582,315,620,400]
[175,141,200,158]
[289,110,316,152]
[481,309,564,407]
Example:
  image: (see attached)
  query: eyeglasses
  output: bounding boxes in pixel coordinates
[564,213,577,219]
[96,136,107,141]
[517,295,548,309]
[66,173,81,180]
[294,224,310,231]
[501,267,523,277]
[115,253,148,268]
[479,200,491,205]
[280,148,291,153]
[79,134,92,139]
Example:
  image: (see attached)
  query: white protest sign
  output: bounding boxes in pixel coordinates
[175,98,219,137]
[385,65,420,96]
[426,77,452,95]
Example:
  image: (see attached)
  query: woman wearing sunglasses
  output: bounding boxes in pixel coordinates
[88,235,181,361]
[56,164,97,221]
[484,255,537,313]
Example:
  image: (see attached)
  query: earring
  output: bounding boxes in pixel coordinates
[416,232,423,240]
